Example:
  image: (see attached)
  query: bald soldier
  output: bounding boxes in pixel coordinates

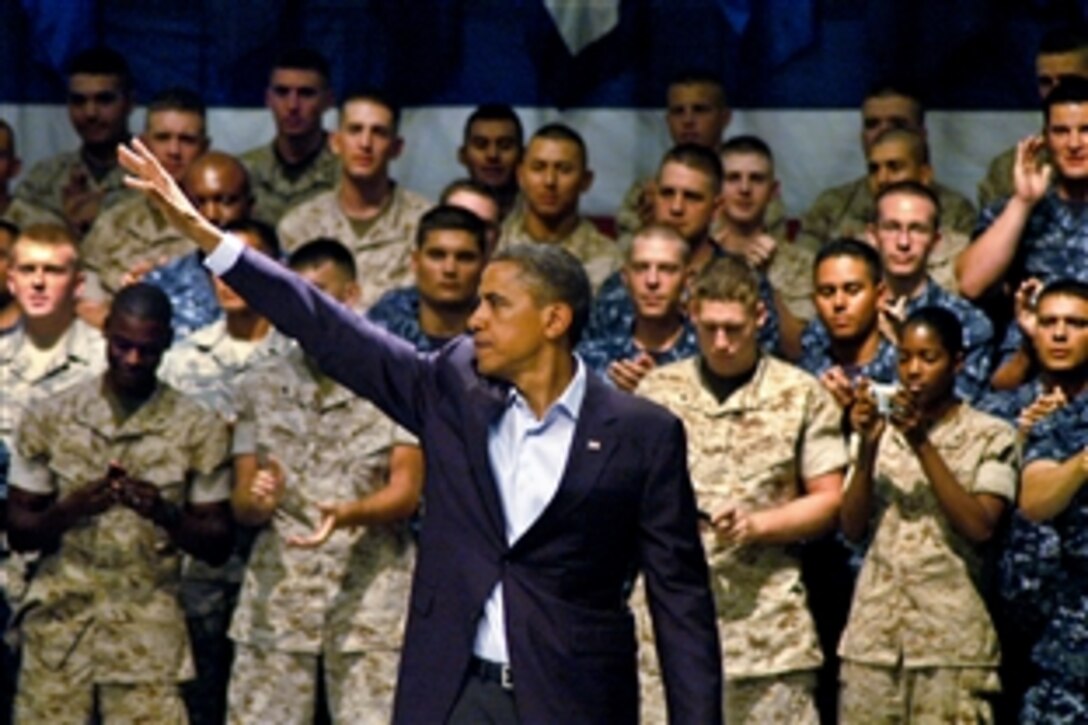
[144,151,256,339]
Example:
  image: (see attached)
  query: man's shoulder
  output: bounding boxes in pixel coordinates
[637,357,700,400]
[807,176,864,210]
[239,141,274,169]
[281,189,339,222]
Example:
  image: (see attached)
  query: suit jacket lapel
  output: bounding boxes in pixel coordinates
[512,375,618,553]
[464,376,510,545]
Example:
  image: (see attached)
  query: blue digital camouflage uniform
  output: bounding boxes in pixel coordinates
[576,319,699,382]
[1019,394,1088,723]
[974,190,1088,290]
[797,278,992,402]
[586,261,782,355]
[365,286,455,353]
[797,323,898,386]
[144,251,221,341]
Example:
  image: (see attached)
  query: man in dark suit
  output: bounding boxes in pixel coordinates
[120,139,723,724]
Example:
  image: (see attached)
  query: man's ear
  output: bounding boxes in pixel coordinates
[579,168,594,194]
[542,301,574,342]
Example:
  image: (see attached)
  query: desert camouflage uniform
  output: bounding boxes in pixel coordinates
[226,347,416,724]
[81,195,195,298]
[797,176,977,250]
[635,355,847,724]
[157,318,294,724]
[0,319,105,453]
[762,237,817,320]
[240,139,339,225]
[838,404,1017,724]
[8,379,231,723]
[499,209,621,292]
[277,184,431,309]
[158,318,295,424]
[13,150,132,228]
[0,197,65,230]
[615,174,790,246]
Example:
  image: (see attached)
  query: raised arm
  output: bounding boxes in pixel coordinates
[956,136,1051,299]
[118,139,430,434]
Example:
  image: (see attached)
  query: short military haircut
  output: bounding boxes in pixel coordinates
[0,118,13,145]
[720,134,774,163]
[660,142,723,190]
[340,90,401,131]
[690,254,761,312]
[67,47,132,90]
[463,104,524,145]
[1038,26,1088,58]
[628,224,690,264]
[902,305,963,359]
[146,87,206,122]
[490,243,592,347]
[529,123,588,167]
[667,70,728,107]
[288,237,357,280]
[15,223,80,263]
[272,47,331,82]
[863,83,925,125]
[440,178,498,206]
[873,180,942,228]
[1044,76,1088,121]
[416,205,488,253]
[110,282,173,328]
[1037,277,1088,307]
[815,237,884,286]
[869,126,929,164]
[223,219,280,259]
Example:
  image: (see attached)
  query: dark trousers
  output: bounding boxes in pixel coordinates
[448,671,518,725]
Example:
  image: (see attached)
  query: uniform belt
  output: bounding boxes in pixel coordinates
[471,656,514,690]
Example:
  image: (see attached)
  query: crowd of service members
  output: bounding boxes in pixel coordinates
[0,30,1087,724]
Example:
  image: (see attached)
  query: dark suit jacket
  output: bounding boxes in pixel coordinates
[223,248,723,724]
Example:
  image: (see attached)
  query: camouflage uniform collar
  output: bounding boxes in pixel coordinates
[78,376,177,437]
[2,318,100,382]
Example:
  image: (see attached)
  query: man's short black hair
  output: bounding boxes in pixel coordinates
[815,237,884,286]
[146,87,206,121]
[1039,26,1088,57]
[1044,76,1088,122]
[863,83,925,125]
[667,70,728,107]
[873,180,942,229]
[463,104,523,145]
[529,123,588,167]
[490,244,591,347]
[719,134,774,164]
[67,47,132,91]
[272,47,331,82]
[660,143,723,191]
[1038,277,1088,306]
[110,282,173,329]
[288,237,357,280]
[416,205,488,253]
[341,90,401,131]
[223,219,281,259]
[0,219,19,240]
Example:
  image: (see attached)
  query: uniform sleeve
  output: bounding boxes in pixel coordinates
[971,423,1019,502]
[231,376,258,457]
[800,382,849,479]
[9,405,57,495]
[613,177,648,245]
[185,406,233,504]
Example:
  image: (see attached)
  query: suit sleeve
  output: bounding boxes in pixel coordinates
[639,416,723,725]
[219,246,430,435]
